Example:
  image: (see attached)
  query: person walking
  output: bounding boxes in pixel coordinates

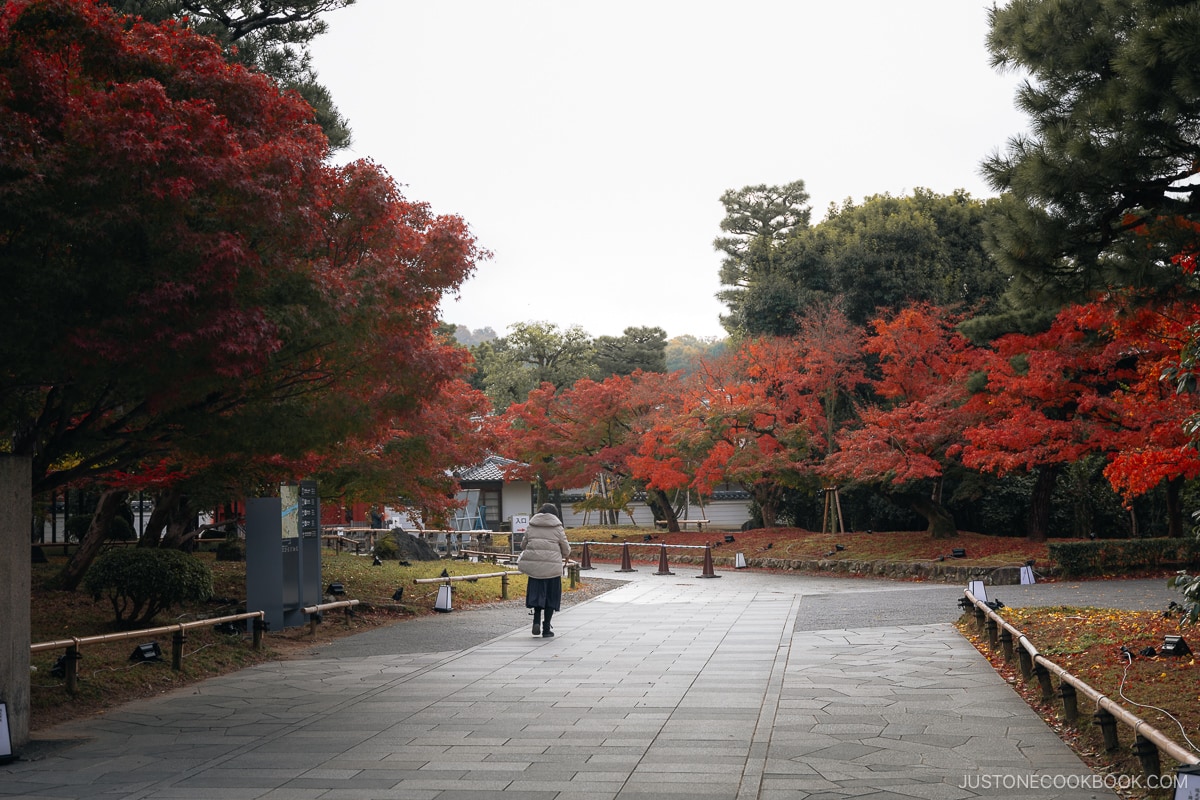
[517,503,571,637]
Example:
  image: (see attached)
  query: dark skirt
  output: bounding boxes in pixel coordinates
[525,576,563,611]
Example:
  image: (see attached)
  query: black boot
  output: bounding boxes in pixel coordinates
[531,609,541,636]
[542,609,554,637]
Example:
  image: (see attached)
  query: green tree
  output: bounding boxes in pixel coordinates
[982,0,1200,307]
[664,335,727,374]
[728,189,1001,335]
[714,181,812,335]
[787,190,1002,327]
[107,0,354,149]
[593,326,667,376]
[474,322,596,411]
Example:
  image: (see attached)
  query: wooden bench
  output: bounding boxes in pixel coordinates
[654,519,710,531]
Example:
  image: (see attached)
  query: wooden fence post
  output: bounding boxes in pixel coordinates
[171,628,185,671]
[1017,644,1034,680]
[1034,663,1055,701]
[1059,681,1079,725]
[64,643,79,695]
[1133,735,1162,779]
[1094,709,1120,752]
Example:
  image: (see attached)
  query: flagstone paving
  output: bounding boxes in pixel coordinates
[3,565,1177,799]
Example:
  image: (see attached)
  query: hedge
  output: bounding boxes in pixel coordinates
[1049,537,1200,577]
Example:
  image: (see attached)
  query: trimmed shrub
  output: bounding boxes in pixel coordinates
[1049,538,1200,578]
[83,548,213,627]
[215,533,245,562]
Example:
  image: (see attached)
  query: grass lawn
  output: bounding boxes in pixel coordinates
[564,525,1053,567]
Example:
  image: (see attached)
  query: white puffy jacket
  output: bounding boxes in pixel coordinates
[517,512,571,579]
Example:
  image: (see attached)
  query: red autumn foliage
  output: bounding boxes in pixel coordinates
[827,303,982,538]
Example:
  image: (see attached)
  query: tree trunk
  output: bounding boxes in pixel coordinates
[751,483,782,529]
[54,488,129,591]
[534,477,551,508]
[909,495,957,540]
[646,488,679,532]
[159,497,197,549]
[759,498,778,530]
[137,488,182,546]
[1026,466,1058,543]
[1166,477,1183,538]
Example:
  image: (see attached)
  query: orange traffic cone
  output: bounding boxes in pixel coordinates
[699,543,721,578]
[654,543,674,575]
[617,541,637,573]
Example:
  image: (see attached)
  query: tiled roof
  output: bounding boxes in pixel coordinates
[455,454,521,482]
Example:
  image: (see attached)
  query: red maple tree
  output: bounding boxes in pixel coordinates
[0,1,488,585]
[499,371,684,526]
[962,298,1200,540]
[657,337,826,529]
[827,303,983,539]
[1084,298,1200,535]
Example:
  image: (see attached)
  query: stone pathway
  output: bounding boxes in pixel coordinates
[4,565,1176,799]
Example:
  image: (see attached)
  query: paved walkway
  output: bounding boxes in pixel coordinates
[2,564,1179,800]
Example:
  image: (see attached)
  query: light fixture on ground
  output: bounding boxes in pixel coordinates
[1162,635,1191,656]
[326,582,345,596]
[129,641,162,663]
[434,583,452,612]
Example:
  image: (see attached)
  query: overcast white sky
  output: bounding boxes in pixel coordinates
[309,1,1029,341]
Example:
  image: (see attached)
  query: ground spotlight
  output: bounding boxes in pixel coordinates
[1162,635,1191,656]
[326,582,346,596]
[129,641,162,663]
